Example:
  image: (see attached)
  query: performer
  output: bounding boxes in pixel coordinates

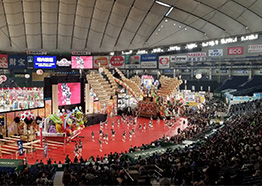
[78,139,83,157]
[143,123,146,132]
[100,121,103,130]
[139,124,142,130]
[99,139,102,152]
[117,119,120,127]
[129,131,132,141]
[112,121,114,129]
[103,133,106,141]
[105,120,108,128]
[92,131,95,141]
[74,141,78,158]
[132,128,135,135]
[105,133,109,144]
[111,129,115,140]
[122,131,126,142]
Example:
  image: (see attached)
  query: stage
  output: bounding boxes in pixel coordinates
[1,116,187,164]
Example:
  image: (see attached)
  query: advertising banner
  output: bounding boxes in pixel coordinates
[34,56,56,69]
[228,47,243,55]
[187,52,206,62]
[57,56,71,67]
[109,56,125,68]
[8,55,27,69]
[158,56,170,69]
[248,44,262,53]
[93,56,109,69]
[71,56,93,69]
[170,55,187,63]
[208,49,223,57]
[0,54,8,68]
[140,54,157,69]
[125,55,141,68]
[17,140,23,156]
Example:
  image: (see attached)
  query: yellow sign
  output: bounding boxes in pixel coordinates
[186,101,198,106]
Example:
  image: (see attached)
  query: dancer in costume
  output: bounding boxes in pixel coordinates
[91,131,95,142]
[78,139,83,157]
[122,131,126,142]
[100,121,103,130]
[105,133,109,144]
[117,119,120,127]
[129,131,132,141]
[74,141,78,158]
[99,139,102,152]
[112,121,114,129]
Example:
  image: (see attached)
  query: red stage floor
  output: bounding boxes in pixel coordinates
[2,116,187,164]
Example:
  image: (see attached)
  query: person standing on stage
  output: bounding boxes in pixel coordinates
[74,141,78,157]
[99,129,103,138]
[78,139,83,157]
[129,131,132,141]
[117,119,120,127]
[100,121,103,130]
[111,129,116,139]
[143,123,146,132]
[122,131,126,142]
[112,121,114,129]
[132,128,135,135]
[139,124,142,130]
[92,131,95,142]
[105,120,108,128]
[105,133,109,144]
[99,139,102,152]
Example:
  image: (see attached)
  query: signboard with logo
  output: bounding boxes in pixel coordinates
[187,52,206,62]
[8,55,27,69]
[170,55,187,63]
[234,70,248,74]
[57,57,71,67]
[93,56,109,69]
[71,56,93,69]
[109,56,125,68]
[0,54,8,68]
[140,54,157,68]
[248,44,262,53]
[208,49,223,57]
[228,47,243,55]
[158,56,170,69]
[125,55,140,68]
[34,56,57,69]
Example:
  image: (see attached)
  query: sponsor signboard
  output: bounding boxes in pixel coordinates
[71,56,93,69]
[8,55,27,69]
[34,56,56,69]
[228,47,243,55]
[109,56,125,68]
[248,44,262,53]
[158,56,170,69]
[57,57,71,67]
[208,49,223,57]
[93,56,109,69]
[140,54,157,69]
[187,52,206,62]
[170,55,187,63]
[125,55,140,68]
[0,54,8,68]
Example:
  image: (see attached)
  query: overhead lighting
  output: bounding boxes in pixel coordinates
[109,51,114,56]
[221,37,237,44]
[158,28,161,31]
[137,50,148,55]
[178,25,182,28]
[121,50,133,55]
[173,23,176,26]
[241,34,258,41]
[155,32,158,34]
[152,47,164,53]
[155,0,171,7]
[165,6,173,16]
[186,43,198,49]
[168,46,181,51]
[184,27,187,31]
[161,25,163,28]
[165,19,168,22]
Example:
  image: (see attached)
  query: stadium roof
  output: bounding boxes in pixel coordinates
[0,0,261,53]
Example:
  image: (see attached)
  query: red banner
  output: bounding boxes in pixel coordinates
[228,47,243,55]
[0,54,8,68]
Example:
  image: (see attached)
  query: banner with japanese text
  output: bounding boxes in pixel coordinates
[8,55,27,69]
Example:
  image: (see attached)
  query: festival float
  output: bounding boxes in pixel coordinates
[38,108,85,142]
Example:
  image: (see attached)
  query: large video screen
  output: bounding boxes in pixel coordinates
[58,83,81,106]
[71,56,93,69]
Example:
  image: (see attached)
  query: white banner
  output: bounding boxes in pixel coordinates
[170,55,187,63]
[248,44,262,53]
[187,52,206,62]
[158,56,170,69]
[208,49,223,57]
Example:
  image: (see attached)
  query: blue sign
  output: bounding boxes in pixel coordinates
[8,55,27,69]
[34,56,56,69]
[17,140,23,156]
[141,54,158,62]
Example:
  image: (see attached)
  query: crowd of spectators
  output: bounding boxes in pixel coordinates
[0,163,56,185]
[229,99,261,115]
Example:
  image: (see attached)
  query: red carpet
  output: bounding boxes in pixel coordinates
[2,116,187,164]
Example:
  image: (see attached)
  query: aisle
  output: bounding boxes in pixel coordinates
[4,116,187,164]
